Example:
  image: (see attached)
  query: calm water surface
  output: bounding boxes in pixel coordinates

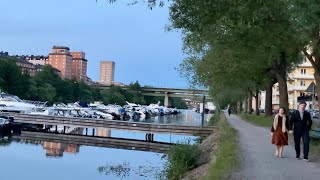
[0,110,212,180]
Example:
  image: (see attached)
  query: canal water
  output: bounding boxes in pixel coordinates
[0,110,212,180]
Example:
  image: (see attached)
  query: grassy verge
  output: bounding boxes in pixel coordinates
[239,113,272,127]
[203,114,238,180]
[310,140,320,157]
[162,113,238,180]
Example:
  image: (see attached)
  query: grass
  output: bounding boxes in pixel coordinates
[310,140,320,156]
[203,114,239,180]
[239,113,273,127]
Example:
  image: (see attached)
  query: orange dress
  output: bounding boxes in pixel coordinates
[271,116,288,146]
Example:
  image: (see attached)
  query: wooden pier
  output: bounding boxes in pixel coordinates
[13,114,215,136]
[13,131,173,153]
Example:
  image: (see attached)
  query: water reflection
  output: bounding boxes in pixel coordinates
[43,142,79,157]
[0,111,208,180]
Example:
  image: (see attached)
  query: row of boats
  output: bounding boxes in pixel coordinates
[0,93,182,121]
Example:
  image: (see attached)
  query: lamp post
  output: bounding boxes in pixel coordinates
[201,95,206,126]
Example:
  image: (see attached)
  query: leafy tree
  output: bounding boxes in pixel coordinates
[171,97,188,109]
[37,83,56,102]
[293,0,320,111]
[170,0,302,112]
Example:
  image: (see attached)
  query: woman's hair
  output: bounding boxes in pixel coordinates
[278,107,286,114]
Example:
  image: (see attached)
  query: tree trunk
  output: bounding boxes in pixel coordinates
[314,71,320,111]
[248,94,253,114]
[275,52,289,111]
[265,81,273,116]
[244,97,248,113]
[239,101,243,112]
[255,89,260,116]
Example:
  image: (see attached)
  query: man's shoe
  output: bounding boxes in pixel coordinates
[303,158,310,162]
[296,156,300,160]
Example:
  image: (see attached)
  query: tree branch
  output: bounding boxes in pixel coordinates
[248,88,255,97]
[302,47,319,70]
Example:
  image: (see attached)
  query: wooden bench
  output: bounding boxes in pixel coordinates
[310,128,320,139]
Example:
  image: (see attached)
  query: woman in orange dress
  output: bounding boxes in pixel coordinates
[271,107,289,158]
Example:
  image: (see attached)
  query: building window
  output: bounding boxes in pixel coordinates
[300,80,306,86]
[300,92,305,97]
[301,69,306,74]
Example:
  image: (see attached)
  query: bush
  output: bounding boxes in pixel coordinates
[163,140,201,180]
[209,111,221,126]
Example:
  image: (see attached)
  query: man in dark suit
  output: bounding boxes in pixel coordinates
[289,101,313,161]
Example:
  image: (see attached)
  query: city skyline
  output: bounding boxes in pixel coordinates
[0,0,188,88]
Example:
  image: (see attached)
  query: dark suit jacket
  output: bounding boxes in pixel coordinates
[289,110,313,133]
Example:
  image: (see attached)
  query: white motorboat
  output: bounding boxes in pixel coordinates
[0,93,44,113]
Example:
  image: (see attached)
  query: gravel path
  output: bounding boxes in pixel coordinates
[226,112,320,180]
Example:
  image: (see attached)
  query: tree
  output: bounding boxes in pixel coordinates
[37,83,56,102]
[0,58,34,98]
[170,0,302,112]
[293,0,320,111]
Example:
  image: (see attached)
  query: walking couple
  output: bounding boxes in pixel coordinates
[271,101,313,161]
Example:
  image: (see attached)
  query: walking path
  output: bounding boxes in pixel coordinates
[226,112,320,180]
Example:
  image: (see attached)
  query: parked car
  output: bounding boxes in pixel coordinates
[272,109,278,114]
[305,109,319,118]
[259,109,265,113]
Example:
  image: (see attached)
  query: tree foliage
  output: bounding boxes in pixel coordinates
[0,57,188,108]
[169,0,304,110]
[0,59,101,104]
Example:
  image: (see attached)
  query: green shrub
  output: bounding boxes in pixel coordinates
[209,112,221,126]
[163,140,201,180]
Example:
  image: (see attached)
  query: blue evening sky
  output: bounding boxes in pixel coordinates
[0,0,189,88]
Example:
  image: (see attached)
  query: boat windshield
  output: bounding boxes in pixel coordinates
[13,95,23,102]
[0,94,23,102]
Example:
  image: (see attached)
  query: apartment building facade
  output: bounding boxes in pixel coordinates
[257,59,316,110]
[70,52,87,81]
[48,46,73,79]
[100,61,115,85]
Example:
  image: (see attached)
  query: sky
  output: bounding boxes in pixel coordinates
[0,0,189,88]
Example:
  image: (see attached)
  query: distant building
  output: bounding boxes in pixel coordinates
[100,61,115,85]
[70,52,87,81]
[86,77,100,86]
[112,81,127,87]
[25,55,48,65]
[1,52,36,75]
[34,64,61,76]
[48,46,73,79]
[15,58,36,76]
[0,51,9,57]
[256,59,316,111]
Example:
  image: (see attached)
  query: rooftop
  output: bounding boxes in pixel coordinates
[52,46,70,50]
